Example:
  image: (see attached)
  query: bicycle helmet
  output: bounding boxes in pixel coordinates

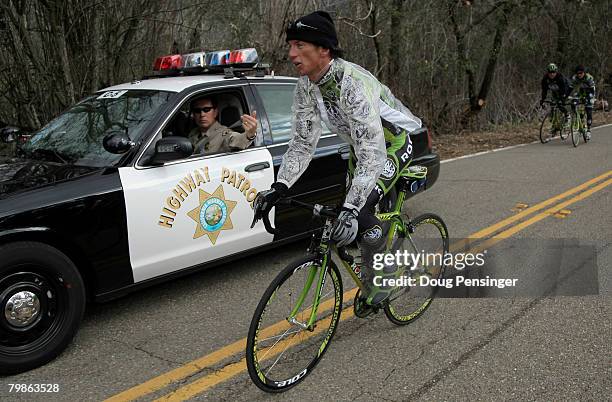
[575,65,586,73]
[547,63,558,73]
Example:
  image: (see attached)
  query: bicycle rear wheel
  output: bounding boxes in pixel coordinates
[246,255,343,392]
[384,213,449,325]
[539,110,555,144]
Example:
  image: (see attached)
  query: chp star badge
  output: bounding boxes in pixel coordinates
[187,185,237,245]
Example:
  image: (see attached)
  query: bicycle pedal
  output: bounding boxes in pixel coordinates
[354,296,379,318]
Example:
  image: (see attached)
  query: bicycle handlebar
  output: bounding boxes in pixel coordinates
[542,99,570,106]
[251,197,339,235]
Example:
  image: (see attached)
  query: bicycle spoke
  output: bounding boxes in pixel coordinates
[258,327,303,344]
[264,337,296,376]
[259,327,295,361]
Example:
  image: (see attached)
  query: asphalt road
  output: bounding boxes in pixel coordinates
[1,125,610,401]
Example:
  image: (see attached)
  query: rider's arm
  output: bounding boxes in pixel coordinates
[558,75,569,98]
[340,74,386,211]
[586,74,596,96]
[568,75,578,97]
[277,77,323,188]
[540,76,548,102]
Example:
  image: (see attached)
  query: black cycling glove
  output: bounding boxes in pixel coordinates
[331,205,359,247]
[255,182,288,212]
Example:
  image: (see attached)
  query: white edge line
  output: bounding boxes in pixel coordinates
[440,142,536,164]
[440,122,612,164]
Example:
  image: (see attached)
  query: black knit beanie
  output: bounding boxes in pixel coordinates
[286,11,338,50]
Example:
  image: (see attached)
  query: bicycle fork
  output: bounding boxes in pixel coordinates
[286,254,329,332]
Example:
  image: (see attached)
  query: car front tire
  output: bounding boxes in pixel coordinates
[0,241,85,375]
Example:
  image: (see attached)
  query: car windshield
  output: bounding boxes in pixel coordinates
[20,90,174,167]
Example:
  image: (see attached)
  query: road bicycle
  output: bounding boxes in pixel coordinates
[246,165,449,392]
[568,96,591,147]
[539,99,570,143]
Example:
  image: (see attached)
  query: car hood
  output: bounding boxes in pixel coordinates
[0,157,99,199]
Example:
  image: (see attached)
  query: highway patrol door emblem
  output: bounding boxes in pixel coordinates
[187,185,237,244]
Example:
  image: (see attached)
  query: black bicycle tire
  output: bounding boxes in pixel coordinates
[559,110,570,140]
[571,115,580,147]
[539,110,553,144]
[246,255,343,393]
[383,213,449,325]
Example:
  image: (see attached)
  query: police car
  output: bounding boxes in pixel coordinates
[0,48,439,374]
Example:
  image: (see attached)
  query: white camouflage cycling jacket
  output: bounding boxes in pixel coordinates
[277,58,422,211]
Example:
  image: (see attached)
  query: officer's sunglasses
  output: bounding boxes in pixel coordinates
[192,106,215,114]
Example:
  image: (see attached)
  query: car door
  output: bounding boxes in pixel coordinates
[118,85,274,283]
[253,81,346,238]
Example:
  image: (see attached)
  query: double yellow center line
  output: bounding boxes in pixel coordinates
[106,170,612,402]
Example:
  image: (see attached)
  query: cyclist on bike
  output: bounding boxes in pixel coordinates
[540,63,570,128]
[254,11,421,309]
[569,65,596,140]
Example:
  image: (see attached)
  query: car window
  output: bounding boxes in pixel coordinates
[257,84,331,144]
[162,90,249,139]
[140,88,260,166]
[21,90,173,167]
[256,85,294,144]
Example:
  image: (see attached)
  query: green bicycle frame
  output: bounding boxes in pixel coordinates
[549,105,562,131]
[287,253,329,329]
[572,102,586,132]
[285,169,425,329]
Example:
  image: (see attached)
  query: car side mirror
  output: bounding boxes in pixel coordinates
[0,126,20,143]
[149,136,193,165]
[103,131,135,154]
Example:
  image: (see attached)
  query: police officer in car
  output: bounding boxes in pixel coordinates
[188,96,258,154]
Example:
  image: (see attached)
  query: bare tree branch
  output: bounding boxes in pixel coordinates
[337,1,381,38]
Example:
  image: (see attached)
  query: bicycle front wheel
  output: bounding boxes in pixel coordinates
[571,113,580,147]
[246,255,343,392]
[539,110,554,144]
[559,114,570,140]
[384,213,449,325]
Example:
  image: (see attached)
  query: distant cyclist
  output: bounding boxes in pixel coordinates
[569,65,596,140]
[253,11,421,309]
[540,63,570,127]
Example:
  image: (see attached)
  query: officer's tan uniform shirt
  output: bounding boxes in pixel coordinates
[188,120,253,154]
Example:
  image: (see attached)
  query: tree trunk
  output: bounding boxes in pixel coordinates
[368,1,384,79]
[448,1,476,111]
[459,2,514,127]
[387,0,405,82]
[91,11,100,92]
[476,6,512,109]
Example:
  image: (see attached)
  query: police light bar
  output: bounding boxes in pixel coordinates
[153,54,183,71]
[182,52,206,68]
[229,48,258,65]
[152,48,260,74]
[206,50,230,66]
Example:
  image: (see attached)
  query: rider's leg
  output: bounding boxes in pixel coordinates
[554,94,569,125]
[356,190,388,295]
[560,105,570,125]
[586,103,593,128]
[356,129,413,305]
[585,99,593,138]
